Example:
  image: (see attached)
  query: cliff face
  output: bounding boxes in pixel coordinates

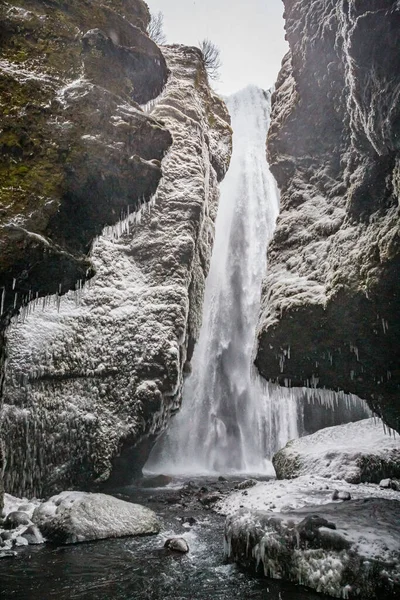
[0,0,173,510]
[2,45,232,497]
[0,0,170,309]
[256,0,400,432]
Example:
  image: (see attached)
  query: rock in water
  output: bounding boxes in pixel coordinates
[164,537,189,553]
[273,419,400,483]
[32,492,160,544]
[225,498,400,598]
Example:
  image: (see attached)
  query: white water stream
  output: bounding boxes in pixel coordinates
[146,86,299,476]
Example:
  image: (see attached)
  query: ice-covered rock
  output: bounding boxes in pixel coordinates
[32,491,160,544]
[2,45,232,497]
[225,499,400,599]
[273,419,400,483]
[255,0,400,434]
[216,475,400,517]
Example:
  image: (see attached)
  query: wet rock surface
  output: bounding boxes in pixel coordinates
[273,419,400,483]
[225,498,400,599]
[255,0,400,433]
[0,0,170,314]
[164,537,189,553]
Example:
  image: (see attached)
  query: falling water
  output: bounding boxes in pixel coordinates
[146,86,299,476]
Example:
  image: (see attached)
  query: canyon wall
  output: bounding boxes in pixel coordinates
[0,0,173,510]
[2,43,232,497]
[256,0,400,432]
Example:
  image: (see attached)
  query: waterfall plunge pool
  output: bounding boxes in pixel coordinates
[0,478,334,600]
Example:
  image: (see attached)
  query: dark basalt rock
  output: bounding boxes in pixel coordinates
[164,537,189,553]
[255,0,400,433]
[3,511,31,530]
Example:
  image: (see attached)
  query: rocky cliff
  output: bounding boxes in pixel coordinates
[0,0,173,510]
[2,44,232,497]
[256,0,400,433]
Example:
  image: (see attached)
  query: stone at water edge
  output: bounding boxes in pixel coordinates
[225,498,400,599]
[32,491,160,544]
[164,537,189,553]
[4,511,32,530]
[21,525,45,545]
[236,479,258,490]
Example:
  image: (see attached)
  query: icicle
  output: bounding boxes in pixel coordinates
[0,287,5,315]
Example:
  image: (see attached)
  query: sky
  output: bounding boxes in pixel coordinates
[146,0,288,95]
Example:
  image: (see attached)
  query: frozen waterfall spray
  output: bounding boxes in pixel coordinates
[146,86,299,475]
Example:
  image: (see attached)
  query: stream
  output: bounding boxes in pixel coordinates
[0,477,333,600]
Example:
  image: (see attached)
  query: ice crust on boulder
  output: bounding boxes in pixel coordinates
[273,419,400,483]
[32,491,160,543]
[224,499,400,599]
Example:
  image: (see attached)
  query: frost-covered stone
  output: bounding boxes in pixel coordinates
[2,45,231,497]
[273,419,400,484]
[255,0,400,433]
[225,499,400,599]
[32,491,160,544]
[216,475,400,517]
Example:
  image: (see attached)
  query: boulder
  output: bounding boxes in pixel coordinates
[164,537,189,553]
[32,491,160,544]
[3,511,31,530]
[225,498,400,598]
[273,419,400,483]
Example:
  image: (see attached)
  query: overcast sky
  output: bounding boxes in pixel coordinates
[147,0,288,95]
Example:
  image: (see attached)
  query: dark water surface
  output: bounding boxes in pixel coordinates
[0,479,332,600]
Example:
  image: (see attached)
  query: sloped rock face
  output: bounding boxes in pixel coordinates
[0,0,170,313]
[2,45,232,497]
[0,0,171,513]
[255,1,400,432]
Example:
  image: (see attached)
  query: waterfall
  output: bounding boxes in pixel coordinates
[146,85,300,476]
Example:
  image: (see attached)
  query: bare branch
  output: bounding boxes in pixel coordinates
[147,11,167,45]
[199,38,222,81]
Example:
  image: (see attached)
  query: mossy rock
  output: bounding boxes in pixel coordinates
[0,0,171,310]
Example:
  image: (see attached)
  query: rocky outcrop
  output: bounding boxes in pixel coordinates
[2,45,232,497]
[0,0,172,510]
[255,1,400,432]
[0,0,170,314]
[225,499,400,599]
[273,419,400,483]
